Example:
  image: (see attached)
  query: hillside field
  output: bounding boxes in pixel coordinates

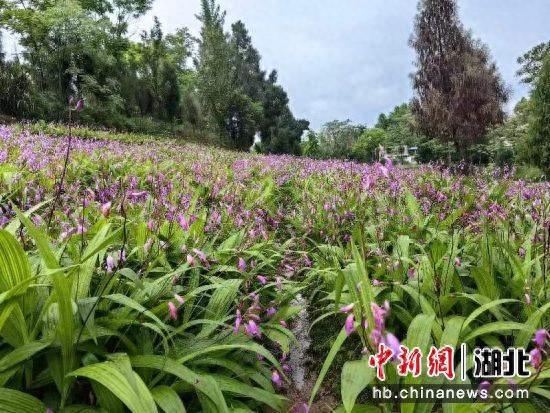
[0,125,548,412]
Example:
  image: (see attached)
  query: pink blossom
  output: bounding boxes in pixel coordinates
[454,257,462,267]
[101,202,111,217]
[192,248,207,262]
[257,275,267,285]
[478,380,491,392]
[174,293,185,306]
[339,303,355,313]
[525,293,531,305]
[280,320,287,328]
[530,348,542,369]
[106,255,115,273]
[533,329,549,348]
[271,370,282,387]
[345,313,355,336]
[178,213,189,230]
[233,310,242,334]
[385,333,400,358]
[372,279,382,286]
[143,238,153,253]
[292,403,309,413]
[186,254,195,266]
[168,301,177,320]
[245,319,260,337]
[238,257,246,272]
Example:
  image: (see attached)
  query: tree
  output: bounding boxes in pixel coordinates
[486,98,531,166]
[196,0,261,150]
[517,41,550,85]
[302,130,320,158]
[527,54,550,173]
[351,128,388,162]
[195,0,308,152]
[375,103,424,148]
[410,0,508,157]
[260,106,308,155]
[317,120,365,159]
[195,0,233,138]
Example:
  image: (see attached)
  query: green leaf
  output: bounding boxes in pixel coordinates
[14,207,59,269]
[401,314,435,413]
[462,299,517,330]
[212,374,287,411]
[69,355,158,413]
[462,321,526,342]
[308,327,348,406]
[341,359,374,413]
[178,343,280,369]
[4,199,51,235]
[0,340,50,372]
[130,355,229,413]
[151,386,185,413]
[515,301,550,348]
[0,388,47,412]
[104,293,168,330]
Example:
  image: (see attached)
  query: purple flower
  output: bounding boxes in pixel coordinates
[533,329,549,348]
[233,310,242,334]
[106,255,115,273]
[257,275,267,285]
[372,279,382,286]
[518,247,526,258]
[168,301,178,320]
[178,213,189,230]
[271,370,282,387]
[478,380,491,393]
[454,257,462,267]
[101,202,111,217]
[292,403,309,413]
[266,307,277,316]
[245,319,260,337]
[407,268,415,278]
[174,293,185,306]
[143,238,153,254]
[345,313,355,336]
[75,99,84,112]
[339,303,355,313]
[530,348,542,369]
[238,257,246,272]
[192,248,207,262]
[385,333,400,359]
[186,254,195,266]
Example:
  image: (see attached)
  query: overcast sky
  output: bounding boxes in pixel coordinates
[4,1,549,129]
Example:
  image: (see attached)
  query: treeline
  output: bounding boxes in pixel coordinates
[1,0,548,171]
[0,0,308,153]
[302,0,549,175]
